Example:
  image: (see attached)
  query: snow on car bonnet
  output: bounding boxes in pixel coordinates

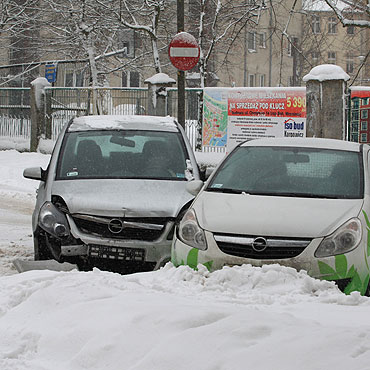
[68,115,178,132]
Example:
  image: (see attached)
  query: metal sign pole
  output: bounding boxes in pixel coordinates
[177,0,185,129]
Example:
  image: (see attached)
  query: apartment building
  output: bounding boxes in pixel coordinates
[0,0,368,89]
[214,0,369,88]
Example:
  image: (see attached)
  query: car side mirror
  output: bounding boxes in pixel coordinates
[23,167,46,181]
[186,180,204,196]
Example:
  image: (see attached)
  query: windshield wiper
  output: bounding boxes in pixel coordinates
[273,192,340,199]
[206,187,244,194]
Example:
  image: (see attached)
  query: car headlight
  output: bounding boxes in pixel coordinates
[315,218,362,258]
[178,209,207,250]
[39,201,70,238]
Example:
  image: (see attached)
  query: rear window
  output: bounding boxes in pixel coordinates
[56,130,188,180]
[207,146,363,199]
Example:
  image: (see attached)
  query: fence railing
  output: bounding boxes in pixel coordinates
[0,86,225,153]
[0,115,30,138]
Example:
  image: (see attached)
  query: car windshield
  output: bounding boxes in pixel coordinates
[207,146,363,199]
[56,130,188,180]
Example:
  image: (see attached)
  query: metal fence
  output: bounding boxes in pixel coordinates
[0,88,31,117]
[0,86,210,152]
[47,87,149,140]
[0,114,30,138]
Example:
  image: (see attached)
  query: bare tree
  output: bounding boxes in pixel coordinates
[322,0,370,84]
[323,0,370,28]
[95,0,173,74]
[188,0,265,88]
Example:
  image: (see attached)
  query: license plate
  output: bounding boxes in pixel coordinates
[89,245,145,262]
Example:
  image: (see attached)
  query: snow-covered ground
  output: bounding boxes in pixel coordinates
[0,150,50,276]
[1,149,370,370]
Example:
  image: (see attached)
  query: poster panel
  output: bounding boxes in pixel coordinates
[227,88,306,151]
[202,88,228,148]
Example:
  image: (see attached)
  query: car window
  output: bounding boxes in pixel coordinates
[207,146,363,199]
[56,130,188,180]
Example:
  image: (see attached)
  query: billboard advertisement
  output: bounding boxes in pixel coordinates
[202,87,306,152]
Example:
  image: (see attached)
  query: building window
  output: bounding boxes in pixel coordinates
[346,55,354,73]
[130,71,140,87]
[259,74,265,87]
[249,74,255,87]
[287,37,298,57]
[347,25,355,35]
[328,51,336,64]
[351,133,359,142]
[361,110,369,119]
[287,40,293,57]
[352,110,359,120]
[65,71,73,87]
[352,122,359,133]
[122,71,140,87]
[362,98,369,106]
[328,17,337,34]
[247,32,256,51]
[64,70,84,87]
[118,29,135,58]
[311,15,321,34]
[258,33,266,48]
[361,121,368,130]
[361,133,367,142]
[312,51,319,62]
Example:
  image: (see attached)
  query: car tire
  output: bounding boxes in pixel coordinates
[33,232,53,261]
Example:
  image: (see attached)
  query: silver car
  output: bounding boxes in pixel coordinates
[24,115,200,273]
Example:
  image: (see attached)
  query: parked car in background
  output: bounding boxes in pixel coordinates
[24,115,200,273]
[172,137,370,296]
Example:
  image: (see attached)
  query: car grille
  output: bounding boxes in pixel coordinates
[214,234,311,260]
[71,214,172,241]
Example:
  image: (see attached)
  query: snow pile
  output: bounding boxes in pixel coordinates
[129,263,367,305]
[303,64,350,82]
[1,150,370,370]
[31,77,51,109]
[0,150,49,198]
[0,137,29,152]
[144,73,176,85]
[0,265,369,370]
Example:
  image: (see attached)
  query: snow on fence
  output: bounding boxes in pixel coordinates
[0,114,224,153]
[0,115,30,139]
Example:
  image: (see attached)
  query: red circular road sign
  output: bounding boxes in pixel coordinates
[168,32,200,71]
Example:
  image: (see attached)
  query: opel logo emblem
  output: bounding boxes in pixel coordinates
[108,218,124,233]
[252,237,267,252]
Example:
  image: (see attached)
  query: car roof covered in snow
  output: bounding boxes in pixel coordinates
[241,137,361,152]
[68,115,179,132]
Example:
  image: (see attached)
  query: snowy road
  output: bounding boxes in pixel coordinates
[0,150,49,276]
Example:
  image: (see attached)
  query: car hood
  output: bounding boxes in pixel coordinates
[193,192,364,238]
[51,179,193,218]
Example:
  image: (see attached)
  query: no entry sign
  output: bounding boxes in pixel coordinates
[168,32,200,71]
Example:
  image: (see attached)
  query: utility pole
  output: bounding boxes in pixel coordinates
[177,0,186,128]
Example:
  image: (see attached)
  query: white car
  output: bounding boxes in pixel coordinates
[24,115,200,273]
[172,137,370,296]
